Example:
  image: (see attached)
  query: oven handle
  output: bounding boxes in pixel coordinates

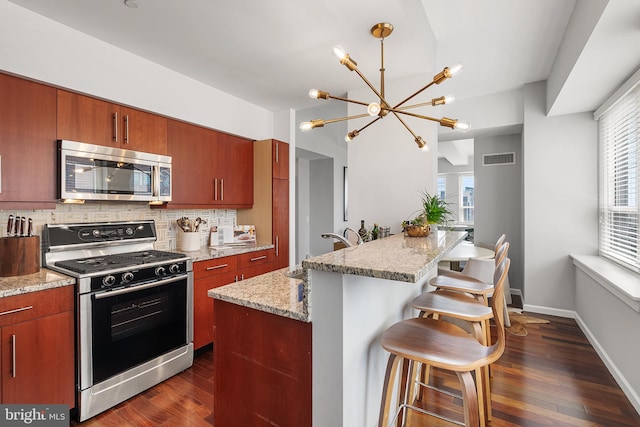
[93,275,187,299]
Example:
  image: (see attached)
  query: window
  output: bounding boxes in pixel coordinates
[437,176,446,200]
[598,82,639,273]
[460,173,474,224]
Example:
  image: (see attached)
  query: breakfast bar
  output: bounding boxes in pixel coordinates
[208,230,466,427]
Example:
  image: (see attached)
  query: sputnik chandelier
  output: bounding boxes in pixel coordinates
[299,22,470,150]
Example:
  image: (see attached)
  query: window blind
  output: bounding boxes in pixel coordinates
[599,83,640,272]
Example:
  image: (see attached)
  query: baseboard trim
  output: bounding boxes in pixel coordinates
[522,305,640,415]
[522,304,575,319]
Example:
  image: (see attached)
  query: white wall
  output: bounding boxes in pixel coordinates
[346,76,439,235]
[474,133,524,295]
[295,101,348,256]
[0,0,273,140]
[574,266,640,412]
[523,81,598,311]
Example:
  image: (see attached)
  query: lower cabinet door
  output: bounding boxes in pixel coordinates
[1,311,75,406]
[193,271,237,350]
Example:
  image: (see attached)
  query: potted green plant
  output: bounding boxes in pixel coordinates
[402,190,453,236]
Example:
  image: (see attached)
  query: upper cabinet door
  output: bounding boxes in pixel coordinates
[57,90,117,147]
[0,73,57,208]
[214,134,253,208]
[119,106,167,154]
[272,140,289,180]
[57,90,167,154]
[167,119,217,206]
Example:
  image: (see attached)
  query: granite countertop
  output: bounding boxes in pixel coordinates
[176,243,275,262]
[207,230,466,322]
[208,267,309,322]
[0,268,76,298]
[302,230,467,283]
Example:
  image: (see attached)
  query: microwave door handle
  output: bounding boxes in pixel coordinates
[152,165,160,198]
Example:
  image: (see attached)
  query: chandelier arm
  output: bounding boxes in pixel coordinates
[386,108,442,124]
[351,67,393,109]
[327,95,371,108]
[389,112,420,140]
[322,113,373,125]
[355,116,382,133]
[392,81,436,109]
[394,101,436,111]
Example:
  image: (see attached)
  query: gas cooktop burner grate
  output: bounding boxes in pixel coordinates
[54,250,187,275]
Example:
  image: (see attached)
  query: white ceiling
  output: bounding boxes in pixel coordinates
[7,0,640,164]
[7,0,577,112]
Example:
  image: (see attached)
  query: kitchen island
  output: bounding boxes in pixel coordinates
[208,230,466,427]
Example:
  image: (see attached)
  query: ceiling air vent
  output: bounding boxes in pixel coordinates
[482,152,516,166]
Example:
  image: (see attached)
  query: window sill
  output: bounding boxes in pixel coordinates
[571,254,640,312]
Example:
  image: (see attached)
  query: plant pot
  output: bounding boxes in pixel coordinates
[404,225,430,237]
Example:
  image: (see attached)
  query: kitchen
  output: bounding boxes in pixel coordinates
[1,0,640,426]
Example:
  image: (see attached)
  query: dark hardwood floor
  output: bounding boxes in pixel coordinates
[72,314,639,426]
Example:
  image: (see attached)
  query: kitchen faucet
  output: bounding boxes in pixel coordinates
[321,228,363,247]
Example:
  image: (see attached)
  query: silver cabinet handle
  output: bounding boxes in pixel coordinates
[206,264,229,271]
[214,179,218,201]
[11,334,16,378]
[250,255,267,262]
[124,114,129,144]
[113,112,118,142]
[0,306,33,317]
[220,178,224,201]
[275,236,279,256]
[275,142,279,163]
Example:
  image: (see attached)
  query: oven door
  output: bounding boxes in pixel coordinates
[78,275,192,389]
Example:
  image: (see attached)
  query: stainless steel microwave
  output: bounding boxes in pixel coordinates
[58,140,172,204]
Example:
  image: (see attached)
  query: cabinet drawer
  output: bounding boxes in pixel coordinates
[194,256,238,280]
[0,286,74,327]
[237,249,275,268]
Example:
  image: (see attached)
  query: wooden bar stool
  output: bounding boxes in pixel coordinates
[411,242,509,424]
[378,257,510,427]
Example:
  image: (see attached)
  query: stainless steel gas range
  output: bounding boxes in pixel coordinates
[41,220,193,422]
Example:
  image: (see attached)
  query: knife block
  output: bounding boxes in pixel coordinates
[0,236,40,277]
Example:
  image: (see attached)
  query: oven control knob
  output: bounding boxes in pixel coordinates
[125,227,134,236]
[122,272,134,283]
[92,229,101,238]
[102,275,116,287]
[155,266,167,276]
[169,264,180,274]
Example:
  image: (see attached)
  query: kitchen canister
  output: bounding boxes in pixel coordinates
[180,232,201,252]
[0,236,41,277]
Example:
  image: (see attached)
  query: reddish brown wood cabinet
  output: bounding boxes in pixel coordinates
[272,139,289,180]
[166,119,253,208]
[0,73,57,209]
[57,90,168,154]
[237,139,289,269]
[213,300,311,427]
[193,249,275,350]
[193,256,238,350]
[0,286,75,407]
[236,248,275,280]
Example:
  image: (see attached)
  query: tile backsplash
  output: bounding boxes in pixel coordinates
[0,203,237,252]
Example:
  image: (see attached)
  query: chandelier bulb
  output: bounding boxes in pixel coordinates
[454,120,470,132]
[367,102,381,116]
[414,137,428,151]
[309,89,319,99]
[444,95,455,104]
[332,45,348,61]
[299,122,313,132]
[448,63,463,77]
[345,130,360,142]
